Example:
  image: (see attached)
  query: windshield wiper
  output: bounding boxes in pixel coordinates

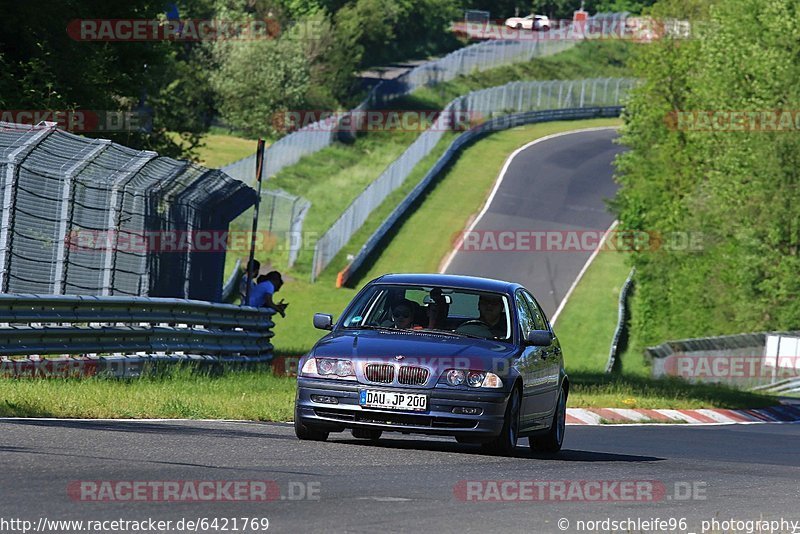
[414,328,469,338]
[448,330,490,340]
[344,324,404,332]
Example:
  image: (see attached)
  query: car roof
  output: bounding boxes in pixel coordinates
[370,273,520,294]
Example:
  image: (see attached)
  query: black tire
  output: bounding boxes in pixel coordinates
[516,23,523,29]
[294,413,329,442]
[481,387,521,456]
[352,428,382,441]
[530,386,566,454]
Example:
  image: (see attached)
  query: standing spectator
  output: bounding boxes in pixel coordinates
[239,259,260,305]
[248,271,289,317]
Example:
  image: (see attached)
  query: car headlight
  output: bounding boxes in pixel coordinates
[442,369,503,388]
[300,357,356,379]
[446,369,465,386]
[335,359,354,377]
[467,371,485,387]
[318,358,335,375]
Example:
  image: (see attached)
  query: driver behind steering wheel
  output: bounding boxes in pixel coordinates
[457,293,506,339]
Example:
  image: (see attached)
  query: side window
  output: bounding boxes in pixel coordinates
[515,291,536,340]
[523,291,548,331]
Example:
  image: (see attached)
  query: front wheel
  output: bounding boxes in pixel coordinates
[294,409,329,441]
[530,386,566,453]
[481,387,521,456]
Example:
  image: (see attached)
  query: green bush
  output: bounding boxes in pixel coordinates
[612,0,800,347]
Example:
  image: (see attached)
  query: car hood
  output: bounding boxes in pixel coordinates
[312,329,517,377]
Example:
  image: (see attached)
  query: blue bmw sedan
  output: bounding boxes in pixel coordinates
[294,273,568,455]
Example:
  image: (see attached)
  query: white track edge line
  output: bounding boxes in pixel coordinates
[550,219,618,326]
[439,126,620,276]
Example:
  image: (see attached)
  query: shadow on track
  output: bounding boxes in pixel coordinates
[333,437,663,462]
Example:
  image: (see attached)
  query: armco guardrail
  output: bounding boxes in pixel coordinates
[0,294,274,378]
[605,267,635,373]
[335,106,624,287]
[647,331,800,389]
[312,77,637,282]
[752,376,800,394]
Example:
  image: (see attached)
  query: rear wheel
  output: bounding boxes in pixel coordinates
[481,387,521,456]
[530,386,566,454]
[352,428,382,441]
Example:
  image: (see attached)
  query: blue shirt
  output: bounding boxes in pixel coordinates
[248,280,275,308]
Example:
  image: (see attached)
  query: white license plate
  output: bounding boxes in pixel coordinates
[359,389,427,411]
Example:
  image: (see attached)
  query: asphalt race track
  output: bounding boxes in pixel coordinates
[1,419,799,533]
[2,128,798,534]
[444,127,622,317]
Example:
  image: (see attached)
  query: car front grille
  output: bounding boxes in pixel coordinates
[365,363,394,383]
[398,366,429,386]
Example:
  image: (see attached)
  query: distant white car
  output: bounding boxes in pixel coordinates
[504,14,551,31]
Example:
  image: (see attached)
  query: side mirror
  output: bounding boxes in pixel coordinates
[525,330,552,346]
[313,313,333,331]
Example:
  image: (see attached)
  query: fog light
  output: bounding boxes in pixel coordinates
[452,406,482,415]
[311,395,339,404]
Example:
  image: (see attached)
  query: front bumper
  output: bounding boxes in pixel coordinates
[295,377,509,438]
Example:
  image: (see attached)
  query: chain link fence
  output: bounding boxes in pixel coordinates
[259,189,311,268]
[0,121,255,301]
[310,78,637,281]
[220,28,593,185]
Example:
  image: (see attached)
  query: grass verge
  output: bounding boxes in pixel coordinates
[568,372,778,409]
[196,131,260,169]
[554,250,630,373]
[0,367,294,420]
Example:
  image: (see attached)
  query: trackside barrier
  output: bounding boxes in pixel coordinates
[647,330,800,389]
[0,294,274,378]
[605,267,635,373]
[334,106,624,287]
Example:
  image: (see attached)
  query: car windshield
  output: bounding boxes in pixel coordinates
[340,284,512,342]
